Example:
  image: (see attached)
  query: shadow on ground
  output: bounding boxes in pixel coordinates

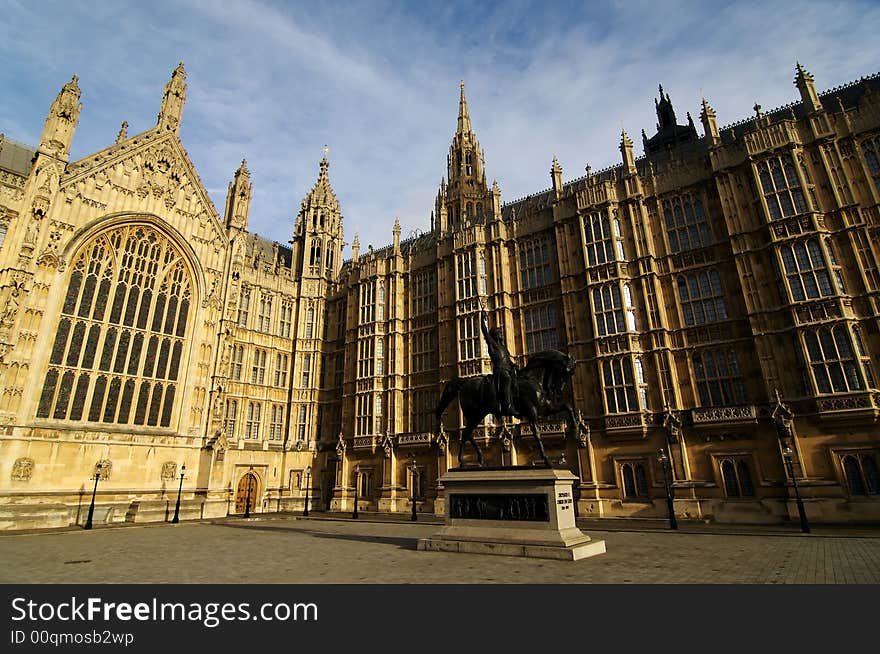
[213,521,419,550]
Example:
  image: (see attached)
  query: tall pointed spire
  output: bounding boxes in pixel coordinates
[319,143,330,181]
[293,148,343,280]
[700,98,719,143]
[655,82,676,130]
[224,158,252,232]
[551,155,563,199]
[158,62,187,132]
[441,80,491,232]
[457,80,472,136]
[38,75,82,160]
[620,129,636,173]
[794,62,822,112]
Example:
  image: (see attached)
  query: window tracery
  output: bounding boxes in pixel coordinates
[37,224,192,428]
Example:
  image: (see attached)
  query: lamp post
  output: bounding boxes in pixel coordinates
[352,466,360,520]
[172,464,186,524]
[782,443,810,534]
[657,449,678,530]
[408,458,418,522]
[84,462,104,530]
[243,465,254,518]
[303,466,312,517]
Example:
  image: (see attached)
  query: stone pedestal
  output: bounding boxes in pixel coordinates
[418,467,606,561]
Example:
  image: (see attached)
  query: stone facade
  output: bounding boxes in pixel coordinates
[0,63,878,530]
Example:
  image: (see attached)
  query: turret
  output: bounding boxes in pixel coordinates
[655,83,676,130]
[157,62,186,132]
[293,147,343,280]
[442,81,491,228]
[490,179,502,221]
[224,159,252,232]
[38,75,81,160]
[551,155,563,199]
[644,83,698,155]
[795,62,822,113]
[700,98,719,144]
[619,130,636,174]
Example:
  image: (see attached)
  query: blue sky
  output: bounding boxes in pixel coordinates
[2,0,878,255]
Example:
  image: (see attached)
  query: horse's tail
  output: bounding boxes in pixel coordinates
[435,377,464,422]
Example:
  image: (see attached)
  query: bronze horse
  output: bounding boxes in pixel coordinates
[435,350,580,467]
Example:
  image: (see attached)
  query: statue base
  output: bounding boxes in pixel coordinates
[418,467,606,561]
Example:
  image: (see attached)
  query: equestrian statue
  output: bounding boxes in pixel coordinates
[435,301,581,467]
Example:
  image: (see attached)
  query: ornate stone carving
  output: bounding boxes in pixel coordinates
[435,425,447,452]
[771,389,794,439]
[353,436,373,450]
[816,394,875,412]
[381,433,394,458]
[691,405,757,424]
[575,410,590,449]
[499,425,513,452]
[0,281,26,330]
[605,413,644,429]
[36,230,64,269]
[398,432,431,446]
[161,461,177,481]
[94,459,112,481]
[11,457,34,481]
[202,269,222,310]
[449,493,549,521]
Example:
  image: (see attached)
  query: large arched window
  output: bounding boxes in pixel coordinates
[692,349,747,406]
[757,154,808,219]
[677,269,728,326]
[663,194,710,253]
[803,324,862,394]
[779,239,834,301]
[37,224,194,427]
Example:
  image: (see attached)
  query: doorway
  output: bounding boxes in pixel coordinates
[235,471,259,514]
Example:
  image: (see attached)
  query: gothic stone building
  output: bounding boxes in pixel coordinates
[0,63,878,530]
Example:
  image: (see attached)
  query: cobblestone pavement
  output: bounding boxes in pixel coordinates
[1,515,878,584]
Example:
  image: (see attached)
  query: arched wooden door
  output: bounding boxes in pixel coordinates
[235,472,258,514]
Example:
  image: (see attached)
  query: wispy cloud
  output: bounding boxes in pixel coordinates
[2,0,877,254]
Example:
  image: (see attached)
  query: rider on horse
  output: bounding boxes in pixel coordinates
[480,302,520,417]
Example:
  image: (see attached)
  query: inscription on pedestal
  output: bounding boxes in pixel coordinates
[557,491,572,511]
[449,494,549,521]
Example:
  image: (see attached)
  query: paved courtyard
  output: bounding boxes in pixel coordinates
[1,515,878,584]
